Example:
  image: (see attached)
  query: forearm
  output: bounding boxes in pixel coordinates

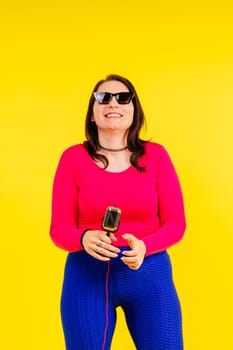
[142,220,186,256]
[50,225,85,252]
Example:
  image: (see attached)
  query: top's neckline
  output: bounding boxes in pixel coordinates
[82,145,134,174]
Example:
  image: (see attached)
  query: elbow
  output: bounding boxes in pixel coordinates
[50,226,60,249]
[49,225,66,251]
[176,219,186,243]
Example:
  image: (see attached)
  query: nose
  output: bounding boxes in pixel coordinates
[108,95,119,108]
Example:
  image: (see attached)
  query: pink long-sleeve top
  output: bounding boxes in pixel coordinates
[50,141,186,256]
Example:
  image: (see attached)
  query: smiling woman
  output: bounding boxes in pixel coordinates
[50,74,186,350]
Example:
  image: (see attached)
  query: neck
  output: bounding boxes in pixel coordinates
[97,131,128,152]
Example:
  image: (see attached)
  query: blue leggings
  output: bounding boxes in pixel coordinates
[61,249,183,350]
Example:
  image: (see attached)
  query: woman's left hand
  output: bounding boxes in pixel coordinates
[121,234,146,270]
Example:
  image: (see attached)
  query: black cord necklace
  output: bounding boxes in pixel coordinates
[99,144,128,152]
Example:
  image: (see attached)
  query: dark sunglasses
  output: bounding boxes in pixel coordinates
[94,91,134,105]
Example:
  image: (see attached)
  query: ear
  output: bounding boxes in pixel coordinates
[91,115,95,122]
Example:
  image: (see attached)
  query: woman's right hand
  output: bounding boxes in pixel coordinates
[82,230,121,261]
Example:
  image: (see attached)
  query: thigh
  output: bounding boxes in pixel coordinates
[61,252,116,350]
[122,252,183,350]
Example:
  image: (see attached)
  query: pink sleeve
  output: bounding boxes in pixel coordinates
[49,150,84,252]
[142,147,186,255]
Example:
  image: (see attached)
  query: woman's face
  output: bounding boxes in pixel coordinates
[92,80,134,132]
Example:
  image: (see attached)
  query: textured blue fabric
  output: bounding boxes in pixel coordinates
[61,249,183,350]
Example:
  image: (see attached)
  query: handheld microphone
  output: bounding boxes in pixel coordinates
[102,206,121,234]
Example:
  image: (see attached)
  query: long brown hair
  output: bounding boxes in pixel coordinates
[83,74,146,172]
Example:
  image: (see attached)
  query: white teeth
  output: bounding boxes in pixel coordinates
[105,113,122,118]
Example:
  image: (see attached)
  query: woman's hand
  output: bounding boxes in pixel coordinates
[121,234,146,270]
[82,230,121,261]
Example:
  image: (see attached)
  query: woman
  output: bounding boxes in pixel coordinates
[50,74,186,350]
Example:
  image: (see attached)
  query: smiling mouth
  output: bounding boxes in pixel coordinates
[105,113,123,118]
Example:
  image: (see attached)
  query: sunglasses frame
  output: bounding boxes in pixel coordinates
[94,91,134,105]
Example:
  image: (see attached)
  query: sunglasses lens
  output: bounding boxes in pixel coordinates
[94,92,134,104]
[117,92,133,104]
[94,92,111,104]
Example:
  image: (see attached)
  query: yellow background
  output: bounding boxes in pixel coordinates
[1,1,233,349]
